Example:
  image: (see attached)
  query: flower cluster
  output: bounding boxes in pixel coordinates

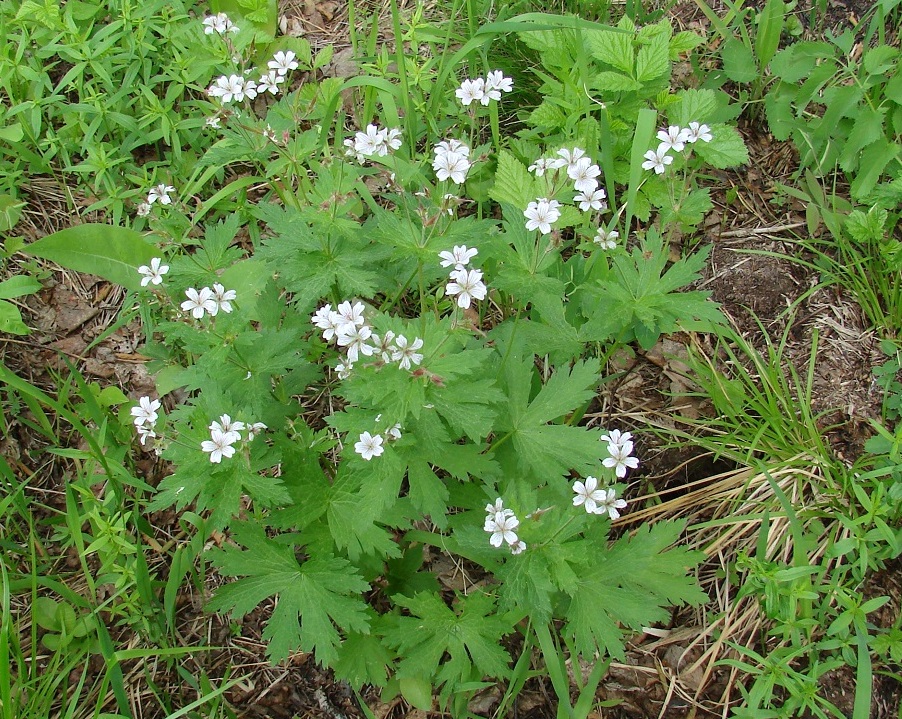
[484,499,526,554]
[201,414,266,463]
[433,139,471,185]
[572,476,627,519]
[523,147,608,234]
[343,124,403,163]
[202,12,239,35]
[131,396,162,446]
[600,429,639,478]
[455,70,513,107]
[440,245,486,310]
[138,257,169,287]
[642,122,713,174]
[137,183,176,215]
[311,301,424,376]
[208,74,258,104]
[206,50,299,105]
[180,284,237,319]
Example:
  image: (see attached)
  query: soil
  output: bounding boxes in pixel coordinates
[4,0,902,718]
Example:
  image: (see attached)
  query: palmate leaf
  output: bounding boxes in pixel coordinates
[383,591,514,690]
[564,521,707,660]
[207,522,370,664]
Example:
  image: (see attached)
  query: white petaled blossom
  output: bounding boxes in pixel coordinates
[384,128,403,152]
[601,429,633,448]
[439,245,478,270]
[445,268,487,309]
[684,121,713,144]
[211,283,236,314]
[131,396,161,427]
[207,74,256,103]
[335,361,353,379]
[209,414,245,437]
[603,440,640,478]
[386,423,402,441]
[136,202,151,217]
[352,124,400,159]
[257,70,285,95]
[594,228,619,250]
[575,188,607,212]
[337,324,374,363]
[483,70,513,102]
[354,431,384,460]
[201,428,240,463]
[268,50,299,76]
[656,125,691,153]
[391,335,424,370]
[484,510,520,548]
[248,422,267,437]
[455,77,485,106]
[485,498,512,518]
[136,425,156,446]
[433,151,471,184]
[556,147,586,172]
[568,156,601,194]
[181,287,217,319]
[203,12,238,35]
[642,146,674,174]
[335,301,366,331]
[572,475,608,514]
[509,539,527,555]
[205,116,221,129]
[312,304,343,342]
[147,184,175,205]
[138,257,169,287]
[524,198,562,235]
[371,331,396,363]
[528,158,552,176]
[435,139,470,158]
[598,488,628,520]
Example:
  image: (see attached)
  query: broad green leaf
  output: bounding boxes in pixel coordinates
[695,125,749,168]
[672,89,717,126]
[669,31,703,58]
[0,123,24,144]
[489,151,537,210]
[585,26,635,74]
[208,522,370,664]
[592,71,642,93]
[333,632,393,689]
[863,45,898,76]
[845,207,887,243]
[0,275,41,300]
[21,224,156,291]
[839,107,886,172]
[636,33,669,82]
[720,38,758,83]
[0,194,25,231]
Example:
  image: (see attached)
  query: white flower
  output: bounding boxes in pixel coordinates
[572,475,607,514]
[181,287,217,319]
[343,137,365,163]
[312,304,343,342]
[484,511,520,548]
[268,50,299,76]
[509,539,527,555]
[335,301,366,332]
[556,147,586,172]
[257,70,285,95]
[209,414,245,438]
[594,228,619,250]
[335,361,353,379]
[597,488,628,520]
[485,498,515,519]
[208,74,256,103]
[147,184,175,205]
[528,158,551,176]
[131,396,161,427]
[201,428,239,463]
[656,125,690,153]
[434,139,470,158]
[136,202,151,217]
[211,283,236,314]
[433,151,471,184]
[603,442,640,478]
[642,146,674,174]
[439,245,478,270]
[386,423,402,441]
[248,422,267,437]
[384,128,403,152]
[684,121,713,143]
[600,429,632,448]
[353,124,382,157]
[205,116,221,129]
[391,335,424,370]
[524,198,561,234]
[445,268,487,309]
[371,330,396,363]
[203,13,238,35]
[575,188,607,212]
[568,157,601,194]
[136,425,156,446]
[138,257,169,287]
[455,77,485,106]
[337,324,374,363]
[354,431,384,460]
[484,70,513,101]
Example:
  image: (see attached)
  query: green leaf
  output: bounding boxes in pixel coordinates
[208,522,370,664]
[592,71,642,93]
[672,89,717,126]
[720,38,758,83]
[0,275,40,300]
[333,631,393,689]
[585,25,635,74]
[489,151,538,211]
[0,122,24,144]
[0,194,25,231]
[564,522,707,659]
[636,33,669,82]
[846,207,887,243]
[669,31,703,58]
[21,224,156,291]
[695,125,749,168]
[528,100,568,129]
[0,301,31,335]
[399,677,433,711]
[863,45,898,76]
[839,107,886,173]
